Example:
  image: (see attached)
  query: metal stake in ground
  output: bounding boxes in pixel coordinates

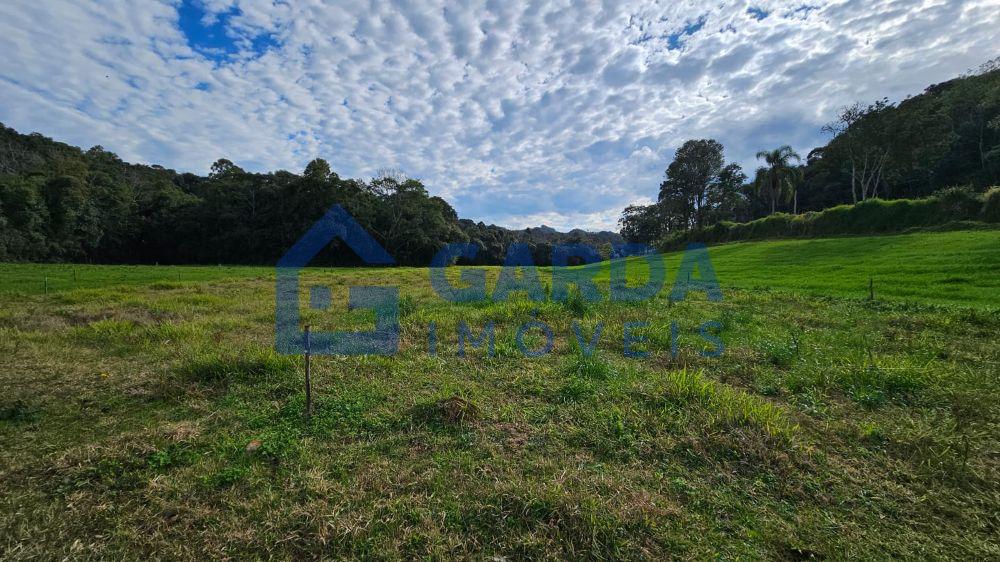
[304,325,313,418]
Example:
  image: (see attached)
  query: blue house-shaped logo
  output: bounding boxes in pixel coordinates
[275,205,399,356]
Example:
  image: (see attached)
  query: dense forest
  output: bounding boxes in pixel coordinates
[0,127,620,266]
[619,63,1000,243]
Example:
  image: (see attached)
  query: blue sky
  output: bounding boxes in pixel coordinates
[1,0,997,230]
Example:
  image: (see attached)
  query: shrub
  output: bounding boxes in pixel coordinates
[809,198,940,234]
[982,187,1000,223]
[934,186,983,220]
[659,190,989,250]
[0,399,39,423]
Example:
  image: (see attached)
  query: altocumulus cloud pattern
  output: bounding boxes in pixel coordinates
[1,0,997,230]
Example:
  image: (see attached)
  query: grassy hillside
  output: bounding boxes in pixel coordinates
[688,229,1000,307]
[4,229,999,307]
[1,230,998,558]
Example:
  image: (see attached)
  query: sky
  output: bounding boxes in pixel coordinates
[1,0,998,231]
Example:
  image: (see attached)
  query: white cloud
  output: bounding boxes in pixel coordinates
[1,0,998,230]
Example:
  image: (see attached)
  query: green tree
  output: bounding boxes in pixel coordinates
[707,163,748,223]
[822,100,893,203]
[658,139,725,229]
[753,145,802,214]
[0,175,48,259]
[618,203,664,243]
[303,158,333,181]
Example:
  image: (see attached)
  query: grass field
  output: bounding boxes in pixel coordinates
[1,230,998,559]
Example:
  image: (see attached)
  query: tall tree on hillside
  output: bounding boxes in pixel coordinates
[658,139,725,229]
[618,203,665,243]
[707,163,749,222]
[822,99,894,203]
[753,145,802,214]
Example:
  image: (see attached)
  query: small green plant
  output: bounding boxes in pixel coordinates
[146,449,173,470]
[146,444,198,470]
[718,308,749,332]
[858,421,885,444]
[587,405,640,456]
[753,371,782,396]
[659,368,795,440]
[600,406,631,438]
[0,400,38,423]
[758,336,799,368]
[564,354,614,380]
[563,286,590,316]
[204,465,250,489]
[398,295,418,318]
[73,319,139,346]
[556,378,596,402]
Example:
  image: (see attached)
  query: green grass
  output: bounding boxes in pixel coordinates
[700,230,1000,307]
[0,263,271,295]
[593,229,999,308]
[0,229,998,559]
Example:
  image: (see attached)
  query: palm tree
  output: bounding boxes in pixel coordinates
[753,146,802,215]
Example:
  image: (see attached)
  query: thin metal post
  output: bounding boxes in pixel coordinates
[304,325,313,418]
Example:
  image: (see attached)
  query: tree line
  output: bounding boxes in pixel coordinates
[619,63,1000,243]
[0,126,621,266]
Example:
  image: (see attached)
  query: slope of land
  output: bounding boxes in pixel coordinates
[686,229,1000,307]
[1,230,998,558]
[4,229,999,307]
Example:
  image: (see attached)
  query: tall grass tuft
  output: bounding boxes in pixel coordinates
[563,286,591,316]
[660,368,795,440]
[555,354,615,402]
[839,364,924,407]
[179,347,297,386]
[564,354,614,380]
